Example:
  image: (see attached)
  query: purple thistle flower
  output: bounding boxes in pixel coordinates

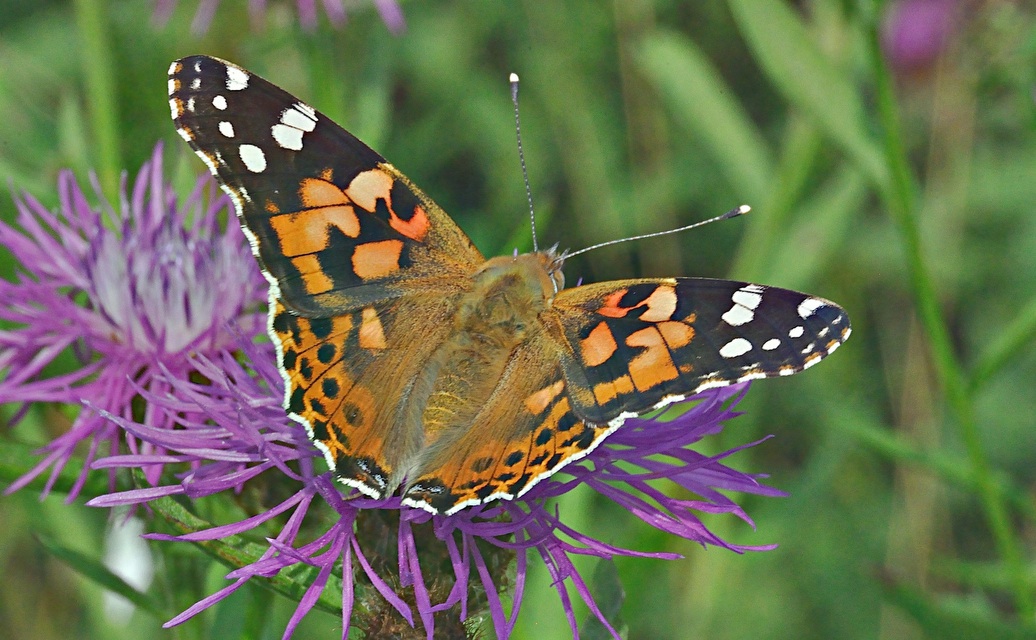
[152,0,406,34]
[0,143,266,499]
[89,327,782,638]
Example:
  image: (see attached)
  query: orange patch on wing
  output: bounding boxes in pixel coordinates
[580,322,618,367]
[626,326,679,391]
[345,168,393,212]
[270,205,360,256]
[265,199,280,214]
[638,286,677,322]
[657,320,695,348]
[598,289,631,318]
[300,178,348,208]
[352,239,404,280]
[358,307,387,350]
[524,380,565,415]
[290,255,334,294]
[592,374,635,405]
[389,204,429,241]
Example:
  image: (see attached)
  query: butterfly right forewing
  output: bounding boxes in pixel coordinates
[552,278,851,424]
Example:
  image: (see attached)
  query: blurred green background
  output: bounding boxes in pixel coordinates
[2,0,1036,638]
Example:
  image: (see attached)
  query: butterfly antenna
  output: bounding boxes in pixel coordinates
[510,73,538,252]
[564,205,751,260]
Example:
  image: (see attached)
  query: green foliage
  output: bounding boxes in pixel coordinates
[2,0,1035,638]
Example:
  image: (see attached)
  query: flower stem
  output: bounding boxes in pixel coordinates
[866,20,1033,621]
[73,0,122,202]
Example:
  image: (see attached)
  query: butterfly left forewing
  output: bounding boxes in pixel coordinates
[169,55,483,317]
[552,278,851,424]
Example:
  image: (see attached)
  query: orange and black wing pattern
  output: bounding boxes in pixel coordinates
[169,55,482,317]
[401,332,607,515]
[554,278,850,424]
[169,55,483,498]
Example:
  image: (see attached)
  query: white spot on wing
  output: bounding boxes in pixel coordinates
[722,285,766,326]
[212,95,227,110]
[225,65,249,91]
[282,103,317,130]
[722,305,754,326]
[789,325,805,338]
[720,337,752,358]
[272,124,304,150]
[167,78,176,95]
[239,144,266,172]
[732,289,762,310]
[762,338,780,351]
[190,78,201,90]
[218,121,235,138]
[271,103,319,151]
[798,297,826,319]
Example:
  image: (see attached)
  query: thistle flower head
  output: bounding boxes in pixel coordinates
[0,144,266,497]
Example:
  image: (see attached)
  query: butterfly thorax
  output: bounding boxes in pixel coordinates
[418,252,561,444]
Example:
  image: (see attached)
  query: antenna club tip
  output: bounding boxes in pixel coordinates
[509,72,520,83]
[737,204,751,215]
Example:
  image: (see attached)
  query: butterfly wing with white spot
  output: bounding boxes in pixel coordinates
[551,278,851,424]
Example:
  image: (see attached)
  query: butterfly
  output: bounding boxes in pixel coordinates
[168,55,850,515]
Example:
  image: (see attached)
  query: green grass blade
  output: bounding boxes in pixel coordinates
[635,30,772,203]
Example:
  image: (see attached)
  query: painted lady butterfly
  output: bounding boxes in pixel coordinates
[168,56,850,515]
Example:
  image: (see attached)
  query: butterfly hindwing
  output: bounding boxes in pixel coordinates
[554,278,850,424]
[401,333,610,515]
[271,294,462,497]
